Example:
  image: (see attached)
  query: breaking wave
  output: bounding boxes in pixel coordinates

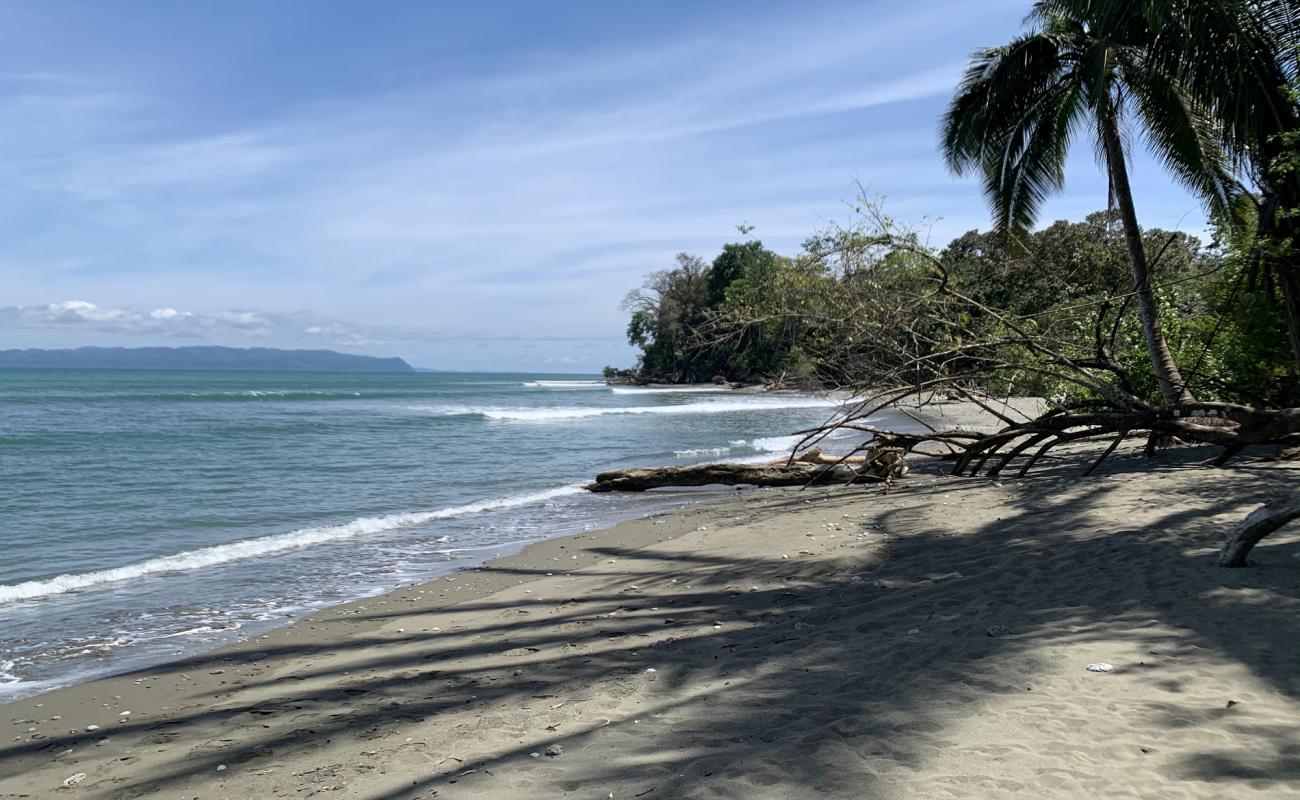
[609,386,732,394]
[408,396,843,422]
[0,486,583,604]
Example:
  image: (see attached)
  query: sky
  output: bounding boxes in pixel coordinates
[0,1,1212,371]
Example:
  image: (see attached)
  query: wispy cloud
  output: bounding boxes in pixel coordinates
[4,300,293,341]
[0,0,1206,369]
[0,299,629,368]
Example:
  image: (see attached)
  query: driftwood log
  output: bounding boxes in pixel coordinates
[1218,492,1300,567]
[586,462,872,492]
[586,446,908,493]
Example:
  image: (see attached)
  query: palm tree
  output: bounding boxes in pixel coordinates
[1037,0,1300,378]
[1130,0,1300,373]
[941,3,1244,405]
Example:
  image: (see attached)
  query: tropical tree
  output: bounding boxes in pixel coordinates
[621,253,712,381]
[941,2,1244,405]
[1036,0,1300,379]
[1161,0,1300,373]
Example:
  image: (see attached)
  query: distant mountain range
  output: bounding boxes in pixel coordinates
[0,346,415,372]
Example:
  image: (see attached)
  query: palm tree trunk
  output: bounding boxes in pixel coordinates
[1258,172,1300,377]
[1281,264,1300,376]
[1099,109,1195,406]
[1267,199,1300,377]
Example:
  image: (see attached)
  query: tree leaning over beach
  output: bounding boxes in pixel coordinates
[1104,0,1300,372]
[940,1,1252,405]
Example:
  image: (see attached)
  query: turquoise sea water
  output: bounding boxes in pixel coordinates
[0,369,869,698]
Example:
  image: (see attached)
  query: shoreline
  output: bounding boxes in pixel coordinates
[2,428,1298,797]
[0,385,877,705]
[0,484,718,704]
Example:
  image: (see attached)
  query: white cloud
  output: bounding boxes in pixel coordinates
[0,0,1207,372]
[6,300,275,340]
[0,299,629,362]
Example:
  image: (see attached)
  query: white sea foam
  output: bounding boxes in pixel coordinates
[673,447,732,457]
[0,659,47,701]
[749,434,806,453]
[486,397,841,421]
[406,395,844,422]
[610,386,731,394]
[186,390,363,399]
[728,425,867,461]
[0,667,39,700]
[522,380,606,389]
[0,486,584,604]
[158,623,240,638]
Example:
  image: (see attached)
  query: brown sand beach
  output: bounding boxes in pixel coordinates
[2,408,1299,799]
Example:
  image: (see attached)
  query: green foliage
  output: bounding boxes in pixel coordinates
[616,208,1297,404]
[620,245,792,382]
[616,0,1300,403]
[708,241,778,307]
[601,365,638,382]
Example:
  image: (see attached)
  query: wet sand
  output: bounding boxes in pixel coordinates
[3,421,1299,798]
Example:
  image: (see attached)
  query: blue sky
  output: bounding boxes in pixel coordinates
[0,1,1211,371]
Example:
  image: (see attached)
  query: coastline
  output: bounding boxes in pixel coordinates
[3,410,1299,797]
[0,373,863,703]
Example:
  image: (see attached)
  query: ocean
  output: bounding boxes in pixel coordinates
[0,369,873,699]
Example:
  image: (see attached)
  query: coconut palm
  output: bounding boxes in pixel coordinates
[1041,0,1300,375]
[1151,0,1300,372]
[941,2,1247,405]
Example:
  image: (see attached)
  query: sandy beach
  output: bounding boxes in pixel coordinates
[3,416,1298,798]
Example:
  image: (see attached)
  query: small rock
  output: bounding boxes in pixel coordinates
[62,773,86,787]
[986,625,1008,637]
[1086,662,1115,673]
[544,744,564,757]
[529,752,541,758]
[644,668,657,673]
[216,764,227,772]
[118,711,130,717]
[1226,699,1239,708]
[84,724,100,732]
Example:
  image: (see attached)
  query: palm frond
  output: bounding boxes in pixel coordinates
[983,79,1086,237]
[1251,0,1300,84]
[941,32,1066,176]
[1120,49,1248,228]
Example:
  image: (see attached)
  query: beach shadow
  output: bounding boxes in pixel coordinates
[2,447,1297,799]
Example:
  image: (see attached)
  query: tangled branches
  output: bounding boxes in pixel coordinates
[713,207,1300,478]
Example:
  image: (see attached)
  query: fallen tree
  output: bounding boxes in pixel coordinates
[587,446,908,493]
[686,208,1294,564]
[884,402,1300,478]
[1217,492,1300,567]
[586,461,870,492]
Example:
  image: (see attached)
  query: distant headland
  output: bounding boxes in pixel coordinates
[0,346,415,372]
